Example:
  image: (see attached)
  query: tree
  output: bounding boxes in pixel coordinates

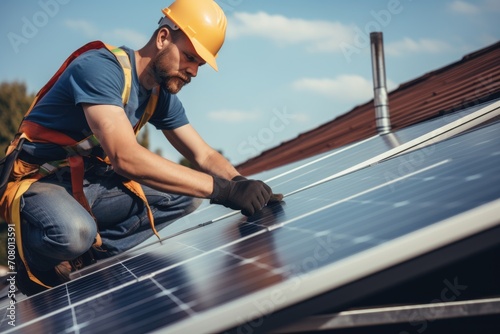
[179,156,194,169]
[0,81,34,158]
[137,125,163,157]
[137,124,150,149]
[0,82,34,263]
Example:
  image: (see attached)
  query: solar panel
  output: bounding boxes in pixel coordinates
[1,104,499,333]
[72,98,499,269]
[172,98,500,227]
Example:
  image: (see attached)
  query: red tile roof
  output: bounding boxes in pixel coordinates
[236,41,500,176]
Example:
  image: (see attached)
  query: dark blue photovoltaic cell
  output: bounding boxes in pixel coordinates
[67,262,135,303]
[18,309,75,334]
[0,285,68,333]
[152,251,285,313]
[2,111,499,333]
[123,244,202,277]
[74,280,190,333]
[74,236,205,278]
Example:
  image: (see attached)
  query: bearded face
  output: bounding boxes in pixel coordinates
[151,43,192,94]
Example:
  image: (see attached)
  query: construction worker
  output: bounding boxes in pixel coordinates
[0,0,278,296]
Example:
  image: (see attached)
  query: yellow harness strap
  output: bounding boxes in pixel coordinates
[12,179,51,288]
[2,134,50,287]
[135,86,159,133]
[126,86,161,240]
[107,45,132,105]
[123,180,160,240]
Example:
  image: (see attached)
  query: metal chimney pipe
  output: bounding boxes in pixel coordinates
[370,32,391,134]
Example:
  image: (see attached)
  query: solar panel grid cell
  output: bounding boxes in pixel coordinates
[20,309,75,334]
[67,263,135,303]
[0,285,68,333]
[122,244,203,277]
[152,252,284,313]
[73,279,189,333]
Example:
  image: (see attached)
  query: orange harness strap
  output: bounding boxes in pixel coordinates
[69,156,92,213]
[20,120,94,213]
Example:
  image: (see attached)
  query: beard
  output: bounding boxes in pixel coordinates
[151,49,191,94]
[163,75,189,94]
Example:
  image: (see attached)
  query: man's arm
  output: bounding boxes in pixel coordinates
[162,124,243,180]
[83,103,214,198]
[84,103,275,216]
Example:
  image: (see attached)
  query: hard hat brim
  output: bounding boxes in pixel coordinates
[190,38,219,71]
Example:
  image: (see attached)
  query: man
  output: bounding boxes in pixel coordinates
[1,0,278,296]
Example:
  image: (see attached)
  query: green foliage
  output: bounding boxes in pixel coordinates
[137,125,163,157]
[179,156,194,169]
[0,81,33,266]
[0,81,34,158]
[137,124,150,149]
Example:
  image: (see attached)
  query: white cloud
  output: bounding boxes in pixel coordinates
[64,19,147,49]
[448,0,500,14]
[478,34,500,46]
[483,0,500,12]
[208,110,261,123]
[64,19,99,38]
[289,113,311,123]
[228,11,354,53]
[103,29,148,49]
[448,1,480,14]
[292,75,373,102]
[385,37,453,56]
[292,75,397,103]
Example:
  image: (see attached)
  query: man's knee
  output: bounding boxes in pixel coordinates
[36,216,97,260]
[22,181,97,260]
[60,219,97,258]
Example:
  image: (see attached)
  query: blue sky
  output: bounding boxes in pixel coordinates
[1,0,499,166]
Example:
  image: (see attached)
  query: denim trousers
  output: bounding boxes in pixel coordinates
[19,170,202,271]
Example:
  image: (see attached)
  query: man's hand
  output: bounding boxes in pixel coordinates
[232,175,283,204]
[210,176,275,216]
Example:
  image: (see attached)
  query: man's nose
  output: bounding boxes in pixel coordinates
[186,64,198,77]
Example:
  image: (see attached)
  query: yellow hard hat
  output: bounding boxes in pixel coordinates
[161,0,227,71]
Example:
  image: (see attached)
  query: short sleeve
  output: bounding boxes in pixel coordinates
[148,90,190,130]
[67,49,124,107]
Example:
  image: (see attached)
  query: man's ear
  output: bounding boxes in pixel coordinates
[156,27,171,50]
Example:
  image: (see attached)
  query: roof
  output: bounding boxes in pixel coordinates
[236,41,500,176]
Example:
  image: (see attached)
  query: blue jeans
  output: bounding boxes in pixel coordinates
[20,170,202,271]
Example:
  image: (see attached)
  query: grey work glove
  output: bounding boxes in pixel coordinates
[210,176,272,216]
[232,175,283,204]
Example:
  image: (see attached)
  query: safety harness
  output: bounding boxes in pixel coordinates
[0,41,160,288]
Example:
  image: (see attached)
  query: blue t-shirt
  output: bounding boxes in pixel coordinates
[23,45,189,160]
